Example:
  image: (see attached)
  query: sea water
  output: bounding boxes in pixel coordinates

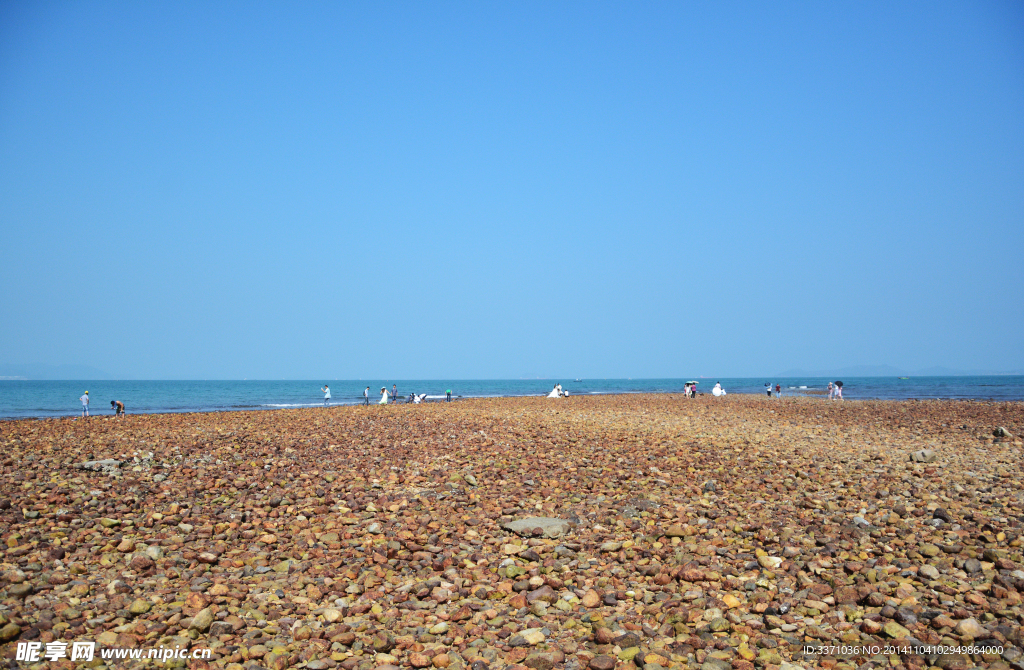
[0,376,1021,419]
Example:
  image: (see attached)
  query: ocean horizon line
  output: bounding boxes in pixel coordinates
[3,373,1023,382]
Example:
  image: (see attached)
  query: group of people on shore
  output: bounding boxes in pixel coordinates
[321,384,453,407]
[78,391,125,419]
[764,382,844,399]
[77,379,845,418]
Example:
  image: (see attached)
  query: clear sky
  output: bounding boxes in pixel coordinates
[1,2,1022,379]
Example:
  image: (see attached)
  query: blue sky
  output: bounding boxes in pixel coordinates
[1,2,1022,379]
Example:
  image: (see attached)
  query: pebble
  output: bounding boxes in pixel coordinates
[0,623,21,642]
[189,607,214,632]
[0,395,1021,670]
[955,617,986,638]
[128,598,152,616]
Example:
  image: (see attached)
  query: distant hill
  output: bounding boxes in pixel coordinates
[0,363,113,380]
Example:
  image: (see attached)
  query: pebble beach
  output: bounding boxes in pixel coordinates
[1,395,1023,670]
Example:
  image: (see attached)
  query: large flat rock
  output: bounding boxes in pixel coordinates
[501,517,571,538]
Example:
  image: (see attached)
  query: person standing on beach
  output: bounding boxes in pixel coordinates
[392,384,397,401]
[765,383,772,398]
[775,383,781,398]
[110,400,125,418]
[835,383,843,400]
[80,391,90,418]
[827,382,834,400]
[446,389,452,402]
[363,387,370,405]
[321,385,331,406]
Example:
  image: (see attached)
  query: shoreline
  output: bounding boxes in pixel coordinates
[2,388,1023,422]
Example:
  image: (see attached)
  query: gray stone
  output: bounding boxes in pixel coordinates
[501,517,571,539]
[74,459,123,472]
[910,449,937,463]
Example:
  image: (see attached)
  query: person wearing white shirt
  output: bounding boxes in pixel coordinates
[321,385,331,407]
[80,391,90,418]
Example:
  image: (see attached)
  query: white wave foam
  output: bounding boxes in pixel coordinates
[261,403,323,407]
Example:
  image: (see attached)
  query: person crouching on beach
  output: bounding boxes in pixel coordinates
[111,400,125,418]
